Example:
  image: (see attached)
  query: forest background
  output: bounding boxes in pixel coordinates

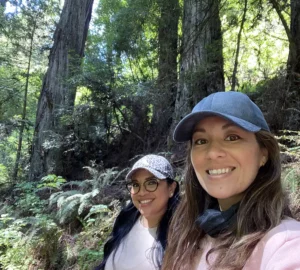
[0,0,299,269]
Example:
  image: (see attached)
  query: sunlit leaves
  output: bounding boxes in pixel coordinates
[221,0,289,90]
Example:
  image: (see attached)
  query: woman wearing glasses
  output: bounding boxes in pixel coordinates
[95,154,179,270]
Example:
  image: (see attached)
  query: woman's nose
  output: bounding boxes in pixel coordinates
[205,141,226,159]
[138,184,149,195]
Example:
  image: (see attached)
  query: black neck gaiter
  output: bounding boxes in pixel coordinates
[196,202,240,238]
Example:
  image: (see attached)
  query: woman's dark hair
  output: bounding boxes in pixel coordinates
[95,178,180,270]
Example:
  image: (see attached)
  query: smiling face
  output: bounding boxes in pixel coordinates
[191,116,268,210]
[130,169,176,227]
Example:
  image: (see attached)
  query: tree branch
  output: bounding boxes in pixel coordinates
[269,0,292,43]
[232,0,248,91]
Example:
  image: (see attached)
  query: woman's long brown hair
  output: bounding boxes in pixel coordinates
[162,131,292,270]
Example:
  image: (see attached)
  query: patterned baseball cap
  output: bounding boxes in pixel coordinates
[126,154,174,180]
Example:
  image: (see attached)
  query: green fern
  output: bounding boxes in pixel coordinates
[61,180,93,191]
[57,195,82,225]
[78,193,93,216]
[78,189,100,215]
[84,204,109,222]
[49,191,64,208]
[50,190,82,208]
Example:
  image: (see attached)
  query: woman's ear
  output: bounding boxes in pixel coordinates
[260,148,268,167]
[169,182,177,198]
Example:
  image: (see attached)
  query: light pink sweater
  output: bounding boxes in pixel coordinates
[196,219,300,269]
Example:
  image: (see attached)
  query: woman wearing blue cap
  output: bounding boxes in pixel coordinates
[162,91,300,269]
[95,154,179,270]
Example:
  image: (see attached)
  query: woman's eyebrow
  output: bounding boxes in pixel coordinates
[222,123,237,130]
[193,123,237,133]
[193,127,206,133]
[145,176,157,180]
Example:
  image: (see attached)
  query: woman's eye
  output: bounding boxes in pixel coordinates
[146,180,158,186]
[194,139,207,145]
[225,135,240,141]
[132,183,140,188]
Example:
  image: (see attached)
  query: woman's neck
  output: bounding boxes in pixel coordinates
[140,215,160,228]
[218,194,243,211]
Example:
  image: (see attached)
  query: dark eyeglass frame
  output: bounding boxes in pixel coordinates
[126,178,161,195]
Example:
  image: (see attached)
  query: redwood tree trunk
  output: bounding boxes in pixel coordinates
[151,0,179,148]
[29,0,94,181]
[173,0,224,127]
[288,0,300,90]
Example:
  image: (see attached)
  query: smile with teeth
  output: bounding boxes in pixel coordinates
[139,199,153,204]
[207,168,234,175]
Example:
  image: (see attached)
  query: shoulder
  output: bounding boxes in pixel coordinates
[263,218,300,243]
[244,219,300,269]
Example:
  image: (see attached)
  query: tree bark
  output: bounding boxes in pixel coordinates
[288,0,300,88]
[29,0,94,181]
[173,0,224,130]
[151,0,179,148]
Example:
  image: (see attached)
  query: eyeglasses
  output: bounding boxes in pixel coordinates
[126,178,160,195]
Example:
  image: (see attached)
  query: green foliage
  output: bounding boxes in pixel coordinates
[84,166,123,188]
[284,167,300,193]
[14,181,47,216]
[77,249,103,270]
[221,0,289,89]
[38,174,67,189]
[49,190,82,209]
[0,0,61,181]
[57,194,82,224]
[0,216,31,269]
[84,204,109,227]
[55,189,103,225]
[0,213,61,270]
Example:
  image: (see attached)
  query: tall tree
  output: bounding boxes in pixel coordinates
[150,0,179,148]
[288,0,300,90]
[172,0,224,131]
[269,0,298,81]
[269,0,300,128]
[231,0,248,91]
[12,12,36,181]
[29,0,94,181]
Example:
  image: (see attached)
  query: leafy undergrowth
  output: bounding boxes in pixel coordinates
[0,168,127,270]
[283,163,300,220]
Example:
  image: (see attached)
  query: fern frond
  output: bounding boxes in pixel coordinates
[51,190,82,208]
[77,190,96,215]
[78,200,93,216]
[91,188,99,197]
[49,191,64,207]
[84,204,109,221]
[82,166,99,179]
[80,179,94,192]
[57,196,82,225]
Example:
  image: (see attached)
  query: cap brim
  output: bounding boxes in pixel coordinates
[173,111,261,142]
[126,166,167,180]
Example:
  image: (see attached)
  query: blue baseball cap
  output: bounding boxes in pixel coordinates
[173,91,270,142]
